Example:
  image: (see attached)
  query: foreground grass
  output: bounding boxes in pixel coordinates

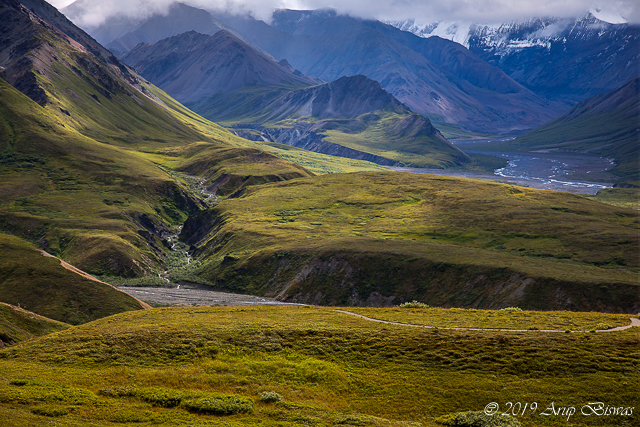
[0,306,637,426]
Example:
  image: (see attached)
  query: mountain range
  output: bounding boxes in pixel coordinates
[66,3,563,134]
[121,29,468,168]
[389,14,640,104]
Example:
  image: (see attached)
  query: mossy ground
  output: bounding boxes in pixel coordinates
[0,306,637,426]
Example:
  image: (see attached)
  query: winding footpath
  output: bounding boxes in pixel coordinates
[334,309,640,333]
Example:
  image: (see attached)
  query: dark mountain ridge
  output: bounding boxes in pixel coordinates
[122,30,316,105]
[230,8,563,133]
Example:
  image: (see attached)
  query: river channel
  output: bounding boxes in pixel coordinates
[393,140,614,195]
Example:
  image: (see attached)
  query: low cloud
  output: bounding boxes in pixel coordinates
[50,0,640,27]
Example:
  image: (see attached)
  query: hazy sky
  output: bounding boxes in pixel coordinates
[49,0,639,26]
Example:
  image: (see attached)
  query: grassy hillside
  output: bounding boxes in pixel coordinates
[179,171,639,312]
[0,303,69,345]
[0,306,637,426]
[0,233,147,324]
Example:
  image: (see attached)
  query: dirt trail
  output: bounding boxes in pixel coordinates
[37,250,152,309]
[334,310,640,333]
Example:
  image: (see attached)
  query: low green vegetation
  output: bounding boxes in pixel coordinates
[183,171,638,311]
[344,307,632,330]
[434,411,521,426]
[0,306,637,426]
[399,301,430,308]
[588,187,640,209]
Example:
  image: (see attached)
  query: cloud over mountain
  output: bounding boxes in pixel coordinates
[55,0,639,27]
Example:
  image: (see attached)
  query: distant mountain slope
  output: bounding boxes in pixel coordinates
[66,4,561,133]
[219,9,562,133]
[230,75,469,168]
[63,1,224,55]
[389,14,640,104]
[504,76,640,181]
[122,30,316,104]
[122,29,468,168]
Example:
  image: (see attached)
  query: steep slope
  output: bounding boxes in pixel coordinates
[390,14,640,104]
[501,77,640,181]
[227,75,470,168]
[121,30,316,105]
[0,0,315,280]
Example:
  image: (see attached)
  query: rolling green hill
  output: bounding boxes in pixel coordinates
[0,233,147,325]
[0,306,637,426]
[0,302,70,345]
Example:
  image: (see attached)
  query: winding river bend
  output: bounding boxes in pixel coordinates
[394,140,614,195]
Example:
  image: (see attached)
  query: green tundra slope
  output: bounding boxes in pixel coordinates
[0,302,69,345]
[0,306,637,426]
[0,232,147,325]
[180,172,639,312]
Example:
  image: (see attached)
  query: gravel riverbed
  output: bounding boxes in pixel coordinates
[118,286,303,307]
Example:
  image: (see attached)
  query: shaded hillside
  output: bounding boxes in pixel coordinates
[0,302,69,345]
[180,172,640,313]
[492,77,640,181]
[0,233,147,325]
[122,30,316,104]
